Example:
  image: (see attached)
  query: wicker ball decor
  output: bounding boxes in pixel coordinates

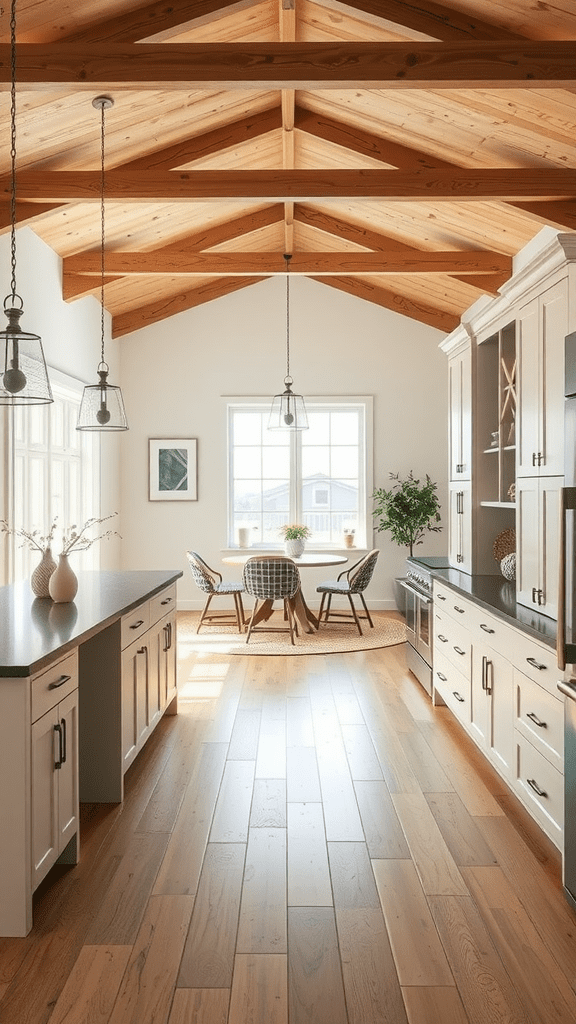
[500,552,516,581]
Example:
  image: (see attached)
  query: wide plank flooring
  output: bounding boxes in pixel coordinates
[0,612,574,1024]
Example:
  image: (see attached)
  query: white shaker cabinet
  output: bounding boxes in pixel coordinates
[470,639,515,780]
[448,343,472,481]
[515,475,562,619]
[517,278,567,478]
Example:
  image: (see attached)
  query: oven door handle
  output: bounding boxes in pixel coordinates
[398,580,432,603]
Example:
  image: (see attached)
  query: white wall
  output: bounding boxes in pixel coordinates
[0,228,122,577]
[119,275,448,609]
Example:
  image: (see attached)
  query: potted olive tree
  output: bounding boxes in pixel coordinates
[372,471,442,556]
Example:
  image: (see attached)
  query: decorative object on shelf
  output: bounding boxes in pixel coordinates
[507,482,516,503]
[500,355,517,424]
[268,254,308,431]
[493,527,516,564]
[343,528,355,549]
[507,421,515,445]
[149,438,198,500]
[500,552,516,582]
[77,96,128,431]
[0,0,53,407]
[280,523,312,558]
[372,471,442,556]
[49,553,78,604]
[490,431,499,447]
[49,512,120,604]
[0,518,58,596]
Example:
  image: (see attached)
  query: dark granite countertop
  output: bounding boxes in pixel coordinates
[431,567,557,649]
[0,569,182,677]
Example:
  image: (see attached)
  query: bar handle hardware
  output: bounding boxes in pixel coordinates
[437,634,448,643]
[527,778,547,798]
[130,619,145,630]
[453,646,466,656]
[54,723,63,770]
[526,657,546,671]
[437,593,446,601]
[453,691,465,703]
[454,605,465,614]
[526,711,547,728]
[480,623,495,634]
[436,672,447,682]
[48,674,71,690]
[161,597,172,605]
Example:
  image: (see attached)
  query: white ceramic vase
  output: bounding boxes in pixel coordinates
[285,538,305,558]
[49,553,78,603]
[30,546,57,598]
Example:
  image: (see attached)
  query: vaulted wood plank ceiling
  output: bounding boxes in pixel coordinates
[1,0,575,338]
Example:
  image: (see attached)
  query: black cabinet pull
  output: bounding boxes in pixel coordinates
[54,723,63,770]
[437,634,448,643]
[526,711,547,729]
[436,671,447,682]
[130,619,145,630]
[526,657,546,671]
[48,674,71,690]
[163,622,172,652]
[454,605,465,614]
[453,645,466,656]
[161,596,172,605]
[453,691,465,703]
[437,593,446,601]
[60,717,67,764]
[137,645,147,656]
[527,778,547,798]
[480,623,495,634]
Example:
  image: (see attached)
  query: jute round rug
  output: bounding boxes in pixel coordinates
[178,611,406,656]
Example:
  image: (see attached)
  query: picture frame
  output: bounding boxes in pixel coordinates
[149,438,197,501]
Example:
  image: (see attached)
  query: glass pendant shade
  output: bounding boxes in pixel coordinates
[77,363,128,430]
[0,301,53,405]
[268,376,308,430]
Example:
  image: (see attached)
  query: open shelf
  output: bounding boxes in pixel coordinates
[480,501,517,509]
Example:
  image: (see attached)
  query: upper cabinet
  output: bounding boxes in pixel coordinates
[517,278,567,478]
[448,342,472,481]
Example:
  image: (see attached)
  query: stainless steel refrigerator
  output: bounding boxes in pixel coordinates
[557,329,576,911]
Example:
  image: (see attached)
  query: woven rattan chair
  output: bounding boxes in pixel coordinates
[186,550,246,633]
[316,548,379,636]
[242,556,301,645]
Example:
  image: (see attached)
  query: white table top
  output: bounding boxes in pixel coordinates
[222,552,348,568]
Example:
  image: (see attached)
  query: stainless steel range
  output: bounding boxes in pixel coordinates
[397,555,451,695]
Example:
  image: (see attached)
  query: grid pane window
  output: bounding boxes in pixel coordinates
[228,399,369,548]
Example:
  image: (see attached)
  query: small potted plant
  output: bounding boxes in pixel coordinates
[279,523,312,558]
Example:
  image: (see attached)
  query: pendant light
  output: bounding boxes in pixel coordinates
[77,96,128,431]
[268,254,308,431]
[0,0,53,406]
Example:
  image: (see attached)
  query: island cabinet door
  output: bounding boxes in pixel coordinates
[31,688,79,891]
[161,611,177,711]
[121,638,150,772]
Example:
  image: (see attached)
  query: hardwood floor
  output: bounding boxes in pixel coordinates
[1,612,575,1024]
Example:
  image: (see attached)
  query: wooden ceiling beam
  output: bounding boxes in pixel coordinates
[63,249,512,276]
[112,276,266,337]
[312,275,459,332]
[0,202,65,232]
[2,41,574,90]
[59,1,260,45]
[9,168,576,202]
[330,0,525,42]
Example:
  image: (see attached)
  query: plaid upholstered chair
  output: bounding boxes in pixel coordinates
[316,548,379,636]
[242,556,301,645]
[186,551,246,633]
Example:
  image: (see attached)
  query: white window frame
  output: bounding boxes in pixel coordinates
[225,395,373,550]
[6,367,101,583]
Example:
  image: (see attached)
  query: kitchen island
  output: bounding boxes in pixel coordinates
[0,568,181,936]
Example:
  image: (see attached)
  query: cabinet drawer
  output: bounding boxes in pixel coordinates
[31,651,78,724]
[433,651,471,726]
[468,606,516,659]
[515,669,563,772]
[150,585,177,625]
[433,582,476,625]
[508,632,558,696]
[514,733,563,846]
[121,602,150,650]
[433,608,472,676]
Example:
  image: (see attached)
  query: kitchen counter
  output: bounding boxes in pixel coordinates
[0,569,182,677]
[431,567,557,649]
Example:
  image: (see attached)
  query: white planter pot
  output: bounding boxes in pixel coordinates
[285,538,305,558]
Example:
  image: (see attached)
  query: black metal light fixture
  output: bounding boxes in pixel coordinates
[0,0,53,406]
[268,253,308,431]
[77,96,128,431]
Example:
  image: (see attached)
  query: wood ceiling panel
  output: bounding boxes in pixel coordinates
[299,0,425,43]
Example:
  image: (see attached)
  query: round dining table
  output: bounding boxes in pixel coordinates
[222,551,349,633]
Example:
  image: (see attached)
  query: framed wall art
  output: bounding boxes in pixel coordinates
[149,438,198,501]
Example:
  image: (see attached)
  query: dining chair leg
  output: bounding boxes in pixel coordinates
[233,592,245,632]
[317,593,327,625]
[347,594,363,635]
[284,599,296,645]
[245,599,260,643]
[197,593,214,633]
[358,592,374,628]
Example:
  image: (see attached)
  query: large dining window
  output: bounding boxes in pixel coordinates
[227,397,372,548]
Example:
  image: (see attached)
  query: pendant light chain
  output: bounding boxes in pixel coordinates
[9,0,18,303]
[99,99,106,369]
[284,252,291,381]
